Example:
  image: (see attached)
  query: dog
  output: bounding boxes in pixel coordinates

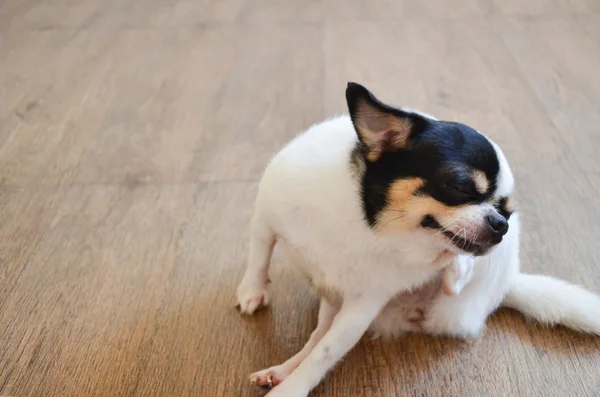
[235,82,600,397]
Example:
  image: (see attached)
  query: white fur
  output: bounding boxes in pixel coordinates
[489,139,515,198]
[503,273,600,334]
[236,115,600,397]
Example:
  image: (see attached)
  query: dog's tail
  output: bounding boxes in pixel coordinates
[502,273,600,335]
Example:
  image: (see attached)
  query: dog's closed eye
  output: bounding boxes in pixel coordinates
[444,182,476,202]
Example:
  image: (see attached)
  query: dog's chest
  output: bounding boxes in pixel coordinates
[277,230,441,298]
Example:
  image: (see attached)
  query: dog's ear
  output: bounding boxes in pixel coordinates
[346,82,414,162]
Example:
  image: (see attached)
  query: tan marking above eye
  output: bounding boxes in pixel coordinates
[472,170,489,194]
[504,196,515,213]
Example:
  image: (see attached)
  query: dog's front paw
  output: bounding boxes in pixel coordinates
[236,276,270,315]
[249,366,289,390]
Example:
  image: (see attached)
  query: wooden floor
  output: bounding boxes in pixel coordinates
[1,1,600,396]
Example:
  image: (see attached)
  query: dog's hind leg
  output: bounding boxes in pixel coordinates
[262,294,390,397]
[236,211,275,315]
[249,298,339,389]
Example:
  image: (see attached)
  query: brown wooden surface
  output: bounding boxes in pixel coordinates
[1,1,600,396]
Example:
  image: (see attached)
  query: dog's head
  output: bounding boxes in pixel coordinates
[347,82,514,256]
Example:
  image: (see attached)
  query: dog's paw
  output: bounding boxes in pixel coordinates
[249,366,288,390]
[236,277,270,315]
[442,256,474,296]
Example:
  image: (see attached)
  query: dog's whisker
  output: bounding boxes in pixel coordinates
[438,219,460,231]
[376,214,406,231]
[386,208,407,214]
[447,228,462,246]
[433,219,461,239]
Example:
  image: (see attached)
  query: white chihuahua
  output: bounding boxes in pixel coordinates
[236,83,600,397]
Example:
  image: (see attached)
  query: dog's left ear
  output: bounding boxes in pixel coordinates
[346,82,415,162]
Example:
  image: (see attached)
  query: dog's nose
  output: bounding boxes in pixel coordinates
[487,214,509,237]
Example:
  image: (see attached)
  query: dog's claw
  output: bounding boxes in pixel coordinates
[250,367,286,390]
[261,375,274,390]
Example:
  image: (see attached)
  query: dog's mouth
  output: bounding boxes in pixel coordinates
[441,230,489,256]
[421,215,496,256]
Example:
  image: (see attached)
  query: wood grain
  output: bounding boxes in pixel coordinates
[1,1,599,396]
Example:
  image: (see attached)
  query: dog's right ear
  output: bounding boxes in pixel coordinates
[346,82,414,162]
